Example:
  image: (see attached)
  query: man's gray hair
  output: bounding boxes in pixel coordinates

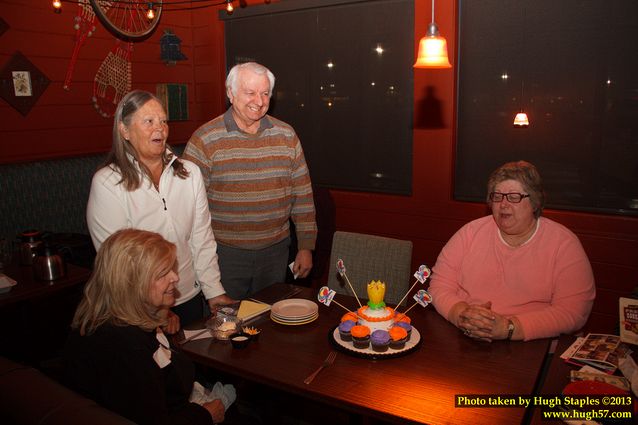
[226,62,275,98]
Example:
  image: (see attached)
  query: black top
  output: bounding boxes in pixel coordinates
[64,324,212,425]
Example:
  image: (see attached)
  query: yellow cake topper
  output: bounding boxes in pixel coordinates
[367,280,386,308]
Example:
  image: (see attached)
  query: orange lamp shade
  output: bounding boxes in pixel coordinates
[513,112,530,127]
[414,35,452,69]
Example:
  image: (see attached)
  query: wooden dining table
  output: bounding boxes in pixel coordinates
[0,262,91,308]
[179,283,552,424]
[0,261,92,364]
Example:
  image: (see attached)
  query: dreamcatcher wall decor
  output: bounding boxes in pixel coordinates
[92,40,133,117]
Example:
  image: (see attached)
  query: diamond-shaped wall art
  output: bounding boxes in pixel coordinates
[0,51,50,116]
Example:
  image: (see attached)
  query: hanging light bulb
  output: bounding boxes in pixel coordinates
[414,0,451,68]
[513,83,531,127]
[146,3,155,20]
[226,0,234,14]
[52,0,62,13]
[513,111,529,127]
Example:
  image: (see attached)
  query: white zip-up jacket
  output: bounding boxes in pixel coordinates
[86,154,225,306]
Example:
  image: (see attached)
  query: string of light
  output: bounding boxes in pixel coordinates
[51,0,239,14]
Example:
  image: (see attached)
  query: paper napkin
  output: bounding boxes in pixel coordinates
[237,300,271,321]
[190,381,237,411]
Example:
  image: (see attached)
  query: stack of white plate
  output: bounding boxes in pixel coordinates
[270,298,319,325]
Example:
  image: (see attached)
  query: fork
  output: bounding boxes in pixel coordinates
[304,351,337,385]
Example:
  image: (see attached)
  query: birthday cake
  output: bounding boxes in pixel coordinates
[318,261,431,356]
[356,280,400,332]
[336,280,416,351]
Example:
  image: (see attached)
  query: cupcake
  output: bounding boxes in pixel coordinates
[341,312,359,323]
[394,312,411,324]
[389,326,408,349]
[350,325,371,349]
[370,329,390,352]
[338,320,356,341]
[393,321,412,341]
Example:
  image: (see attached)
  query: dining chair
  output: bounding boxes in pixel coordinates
[327,231,413,306]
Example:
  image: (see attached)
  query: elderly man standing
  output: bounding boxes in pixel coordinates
[184,62,317,299]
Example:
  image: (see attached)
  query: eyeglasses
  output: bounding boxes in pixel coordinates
[489,192,530,203]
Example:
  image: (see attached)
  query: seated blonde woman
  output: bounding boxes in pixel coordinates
[64,229,227,424]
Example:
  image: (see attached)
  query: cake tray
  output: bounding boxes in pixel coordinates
[328,325,422,360]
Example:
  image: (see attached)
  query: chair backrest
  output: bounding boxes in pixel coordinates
[327,231,413,306]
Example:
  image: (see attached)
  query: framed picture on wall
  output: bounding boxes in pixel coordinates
[0,51,49,116]
[12,71,32,96]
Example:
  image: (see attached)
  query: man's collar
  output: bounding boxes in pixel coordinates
[223,107,273,133]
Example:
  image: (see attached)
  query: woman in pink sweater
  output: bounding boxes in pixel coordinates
[429,161,595,341]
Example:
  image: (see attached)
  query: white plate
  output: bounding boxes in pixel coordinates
[271,311,317,321]
[271,314,318,326]
[271,298,318,320]
[270,312,318,323]
[0,274,17,294]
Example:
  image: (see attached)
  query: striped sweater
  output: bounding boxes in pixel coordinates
[184,108,317,251]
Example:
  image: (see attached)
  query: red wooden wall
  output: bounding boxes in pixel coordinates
[0,0,227,163]
[1,0,636,332]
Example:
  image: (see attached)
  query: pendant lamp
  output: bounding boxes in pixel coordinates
[414,0,452,69]
[512,5,529,127]
[513,112,529,127]
[513,79,530,127]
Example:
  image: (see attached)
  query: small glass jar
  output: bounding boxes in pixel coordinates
[207,315,242,340]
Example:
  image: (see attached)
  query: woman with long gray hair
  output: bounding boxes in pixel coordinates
[86,90,234,331]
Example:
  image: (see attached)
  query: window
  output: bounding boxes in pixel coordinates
[455,0,638,215]
[222,0,414,195]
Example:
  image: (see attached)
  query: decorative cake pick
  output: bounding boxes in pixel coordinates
[395,289,433,321]
[317,286,363,319]
[394,264,431,308]
[336,259,363,308]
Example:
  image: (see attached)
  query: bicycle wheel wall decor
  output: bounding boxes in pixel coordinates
[89,0,162,41]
